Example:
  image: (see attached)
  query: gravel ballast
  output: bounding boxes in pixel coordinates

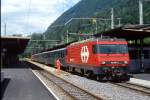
[28,60,150,100]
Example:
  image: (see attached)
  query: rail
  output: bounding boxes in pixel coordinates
[27,59,103,100]
[110,82,150,96]
[35,69,103,100]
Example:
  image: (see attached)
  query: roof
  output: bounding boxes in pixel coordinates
[94,24,150,40]
[1,36,30,54]
[36,40,77,54]
[33,48,66,56]
[1,36,30,39]
[70,37,126,46]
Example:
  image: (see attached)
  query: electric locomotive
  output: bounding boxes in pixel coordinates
[66,38,130,80]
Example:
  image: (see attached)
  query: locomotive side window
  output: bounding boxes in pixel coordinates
[93,44,128,54]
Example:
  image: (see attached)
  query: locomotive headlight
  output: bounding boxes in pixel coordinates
[102,61,106,64]
[124,61,128,64]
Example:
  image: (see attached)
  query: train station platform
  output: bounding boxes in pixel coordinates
[132,73,150,81]
[1,61,56,100]
[129,73,150,88]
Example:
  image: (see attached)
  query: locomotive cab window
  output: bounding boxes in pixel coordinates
[93,44,128,54]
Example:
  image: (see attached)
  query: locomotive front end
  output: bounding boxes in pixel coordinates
[94,39,130,80]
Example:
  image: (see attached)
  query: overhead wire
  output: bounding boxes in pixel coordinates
[26,0,32,36]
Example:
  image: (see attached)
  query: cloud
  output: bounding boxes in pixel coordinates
[1,0,80,36]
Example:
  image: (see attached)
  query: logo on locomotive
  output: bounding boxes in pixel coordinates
[81,46,89,63]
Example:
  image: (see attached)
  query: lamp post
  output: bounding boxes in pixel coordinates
[4,23,6,36]
[139,0,143,25]
[111,8,114,29]
[1,48,7,68]
[66,30,69,43]
[139,0,150,25]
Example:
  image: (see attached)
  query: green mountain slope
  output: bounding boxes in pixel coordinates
[24,0,150,56]
[44,0,150,43]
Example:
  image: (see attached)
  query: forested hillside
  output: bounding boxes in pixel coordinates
[25,0,150,55]
[45,0,150,42]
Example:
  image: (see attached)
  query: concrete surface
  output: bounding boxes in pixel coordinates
[132,73,150,81]
[1,62,56,100]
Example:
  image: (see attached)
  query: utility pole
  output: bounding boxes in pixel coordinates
[95,19,98,34]
[42,33,46,50]
[111,8,114,29]
[139,0,143,25]
[67,30,69,43]
[118,18,121,27]
[1,53,3,68]
[4,23,6,36]
[78,32,82,41]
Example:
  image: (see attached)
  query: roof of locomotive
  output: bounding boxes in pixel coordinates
[69,37,126,46]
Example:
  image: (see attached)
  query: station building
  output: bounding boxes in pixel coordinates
[1,36,30,67]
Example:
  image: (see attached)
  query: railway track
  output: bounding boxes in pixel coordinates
[110,82,150,96]
[28,60,150,99]
[37,70,103,100]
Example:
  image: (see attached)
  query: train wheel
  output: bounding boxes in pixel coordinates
[69,67,72,72]
[65,66,69,72]
[121,75,130,81]
[96,75,100,80]
[72,67,75,72]
[111,76,119,82]
[67,66,71,72]
[86,71,93,78]
[96,75,104,81]
[68,67,75,73]
[80,69,84,76]
[106,75,112,81]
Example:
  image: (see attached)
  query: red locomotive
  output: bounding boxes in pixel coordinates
[65,38,130,80]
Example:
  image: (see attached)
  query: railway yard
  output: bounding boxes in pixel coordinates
[1,9,150,100]
[2,60,149,100]
[1,35,150,100]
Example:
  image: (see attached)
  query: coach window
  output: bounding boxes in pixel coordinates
[59,52,61,57]
[61,52,63,57]
[63,51,65,57]
[49,52,51,57]
[43,54,46,58]
[45,53,48,58]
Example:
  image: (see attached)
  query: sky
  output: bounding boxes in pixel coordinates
[1,0,80,36]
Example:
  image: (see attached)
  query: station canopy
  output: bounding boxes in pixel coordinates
[1,36,30,54]
[94,24,150,40]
